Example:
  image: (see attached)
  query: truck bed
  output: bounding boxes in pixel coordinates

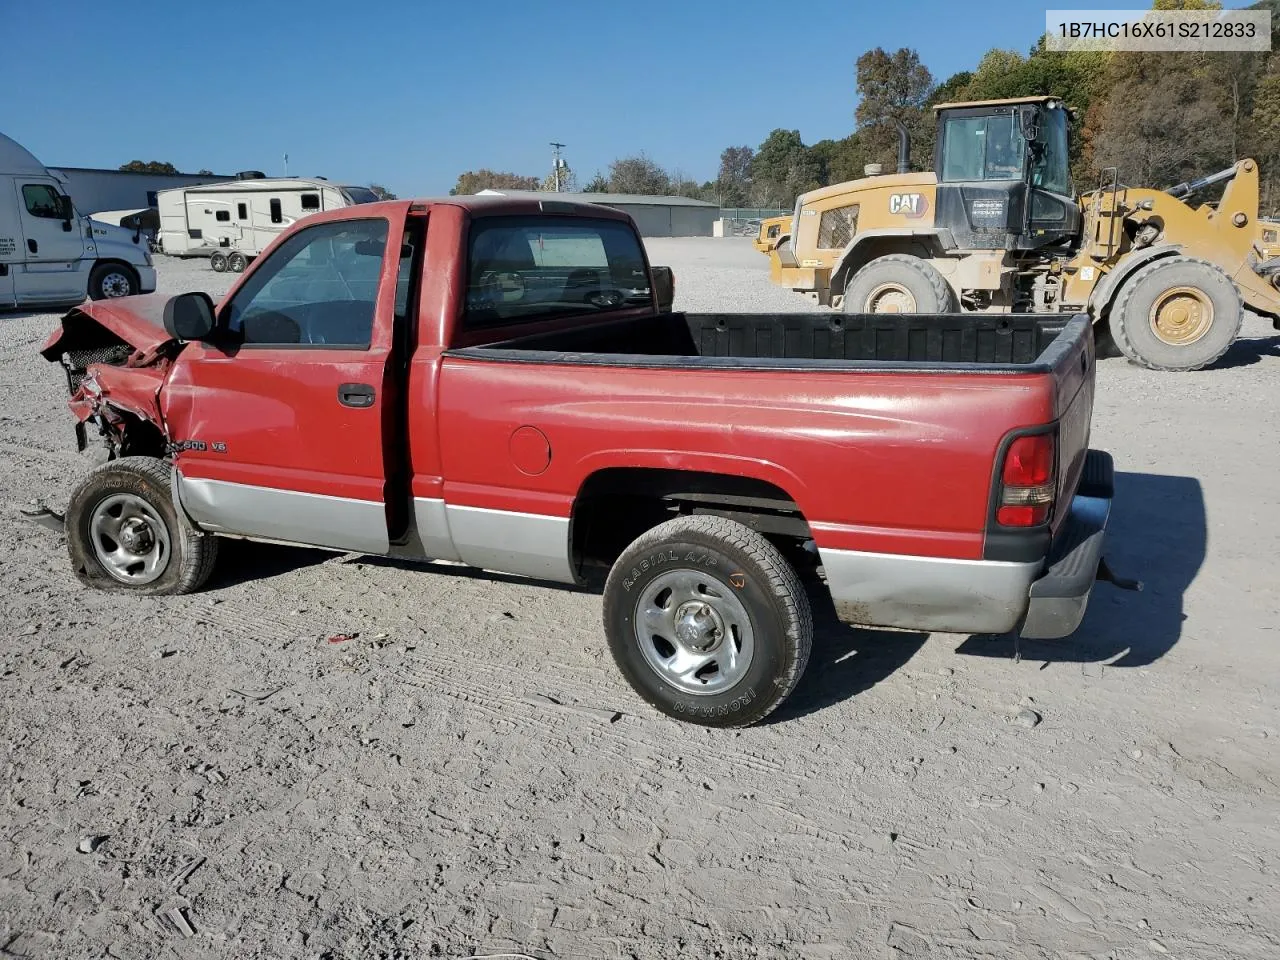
[450,311,1085,371]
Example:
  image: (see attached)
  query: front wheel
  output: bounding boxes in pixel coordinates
[65,457,219,596]
[843,254,957,314]
[87,262,138,300]
[602,515,812,727]
[209,251,228,273]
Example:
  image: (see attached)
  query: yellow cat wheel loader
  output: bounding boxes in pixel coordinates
[758,96,1280,371]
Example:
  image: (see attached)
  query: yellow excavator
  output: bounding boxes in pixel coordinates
[757,95,1280,371]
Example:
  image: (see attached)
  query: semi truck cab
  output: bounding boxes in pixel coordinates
[0,132,156,308]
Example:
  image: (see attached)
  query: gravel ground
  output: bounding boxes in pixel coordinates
[1,239,1278,960]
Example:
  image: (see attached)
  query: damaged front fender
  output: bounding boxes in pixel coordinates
[41,295,184,454]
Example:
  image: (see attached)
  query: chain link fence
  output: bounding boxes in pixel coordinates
[717,207,790,237]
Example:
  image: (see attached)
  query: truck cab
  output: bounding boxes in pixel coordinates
[0,132,156,308]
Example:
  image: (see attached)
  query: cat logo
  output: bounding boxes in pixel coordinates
[889,193,929,219]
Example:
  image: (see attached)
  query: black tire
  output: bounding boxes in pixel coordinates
[1108,256,1242,371]
[65,457,219,596]
[87,262,138,301]
[843,254,957,314]
[227,252,248,273]
[602,515,812,727]
[209,252,228,273]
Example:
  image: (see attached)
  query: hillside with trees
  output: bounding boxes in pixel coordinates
[714,0,1280,213]
[447,0,1280,211]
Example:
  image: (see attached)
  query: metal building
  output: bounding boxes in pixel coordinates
[47,167,232,216]
[475,190,720,237]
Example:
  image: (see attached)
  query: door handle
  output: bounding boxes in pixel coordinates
[338,382,375,408]
[27,239,37,254]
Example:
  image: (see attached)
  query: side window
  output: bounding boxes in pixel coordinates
[22,184,64,219]
[301,193,320,211]
[270,199,283,224]
[237,202,248,220]
[223,218,389,348]
[146,191,158,207]
[464,216,652,326]
[215,210,231,222]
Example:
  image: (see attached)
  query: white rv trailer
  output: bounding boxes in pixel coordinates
[156,178,380,271]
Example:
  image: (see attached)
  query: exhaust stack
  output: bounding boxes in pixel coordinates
[892,118,911,175]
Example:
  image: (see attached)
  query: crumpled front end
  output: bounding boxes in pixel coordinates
[40,296,182,457]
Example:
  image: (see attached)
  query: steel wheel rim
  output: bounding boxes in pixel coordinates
[866,282,915,313]
[101,272,132,298]
[88,493,171,585]
[1149,285,1213,345]
[229,255,245,272]
[634,569,755,696]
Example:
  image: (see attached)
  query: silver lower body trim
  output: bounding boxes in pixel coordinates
[178,476,389,555]
[444,504,574,584]
[410,497,462,562]
[820,546,1041,635]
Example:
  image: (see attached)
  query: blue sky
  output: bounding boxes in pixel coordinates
[0,0,1215,196]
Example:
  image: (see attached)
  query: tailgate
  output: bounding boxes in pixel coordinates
[1047,316,1096,541]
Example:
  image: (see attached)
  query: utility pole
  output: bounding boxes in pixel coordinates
[283,153,289,177]
[550,142,566,192]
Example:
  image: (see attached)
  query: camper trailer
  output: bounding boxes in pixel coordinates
[0,132,156,307]
[156,178,379,271]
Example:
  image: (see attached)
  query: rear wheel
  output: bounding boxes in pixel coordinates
[227,252,248,273]
[209,251,228,273]
[1109,256,1242,371]
[603,515,812,727]
[65,457,219,596]
[843,254,957,314]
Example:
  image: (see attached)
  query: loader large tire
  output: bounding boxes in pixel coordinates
[843,254,957,314]
[1109,256,1242,371]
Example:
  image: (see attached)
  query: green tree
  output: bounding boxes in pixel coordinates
[811,134,872,185]
[1247,53,1280,213]
[368,184,398,200]
[540,166,578,192]
[450,169,540,195]
[751,129,819,205]
[716,145,754,206]
[583,171,610,192]
[854,48,935,172]
[119,160,179,175]
[607,154,671,195]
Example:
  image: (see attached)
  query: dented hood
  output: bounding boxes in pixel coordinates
[41,293,177,365]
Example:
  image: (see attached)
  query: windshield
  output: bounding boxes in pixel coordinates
[341,186,380,204]
[1030,107,1072,197]
[940,113,1026,182]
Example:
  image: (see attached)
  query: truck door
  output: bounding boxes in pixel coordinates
[165,214,409,553]
[12,178,86,302]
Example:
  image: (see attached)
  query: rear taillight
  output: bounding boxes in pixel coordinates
[997,433,1056,527]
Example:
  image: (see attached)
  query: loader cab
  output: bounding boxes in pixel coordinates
[932,97,1080,252]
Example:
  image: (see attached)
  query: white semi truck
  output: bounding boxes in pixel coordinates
[0,133,156,308]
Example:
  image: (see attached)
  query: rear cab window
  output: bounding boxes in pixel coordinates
[464,216,651,327]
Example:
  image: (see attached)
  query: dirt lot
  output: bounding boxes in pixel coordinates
[2,239,1278,960]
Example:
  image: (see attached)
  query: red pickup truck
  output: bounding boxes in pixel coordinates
[41,195,1119,726]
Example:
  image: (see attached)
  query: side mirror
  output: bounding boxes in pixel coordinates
[163,292,217,342]
[58,194,74,221]
[652,265,675,313]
